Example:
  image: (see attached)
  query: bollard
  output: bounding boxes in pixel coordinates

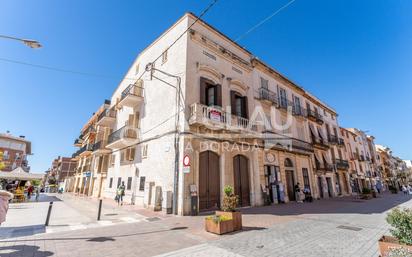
[45,201,53,226]
[97,199,102,221]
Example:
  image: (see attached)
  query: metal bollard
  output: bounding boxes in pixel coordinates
[45,201,53,226]
[97,199,102,221]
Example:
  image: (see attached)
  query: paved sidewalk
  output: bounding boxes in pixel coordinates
[0,192,411,257]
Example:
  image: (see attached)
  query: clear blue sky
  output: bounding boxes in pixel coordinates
[1,0,411,173]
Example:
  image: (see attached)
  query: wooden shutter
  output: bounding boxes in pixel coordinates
[230,90,236,115]
[200,77,207,105]
[129,147,136,161]
[242,96,248,119]
[216,84,222,107]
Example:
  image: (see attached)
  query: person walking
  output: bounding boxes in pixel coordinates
[294,183,302,203]
[35,187,40,201]
[376,181,382,194]
[402,185,407,195]
[27,185,33,199]
[0,190,14,225]
[116,182,126,206]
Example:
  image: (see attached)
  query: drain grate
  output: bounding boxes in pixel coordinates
[337,225,362,231]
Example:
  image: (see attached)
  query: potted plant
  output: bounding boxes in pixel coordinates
[361,188,373,200]
[204,214,233,235]
[216,185,242,231]
[389,185,398,194]
[378,208,412,256]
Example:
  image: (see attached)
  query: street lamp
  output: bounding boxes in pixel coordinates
[0,35,42,49]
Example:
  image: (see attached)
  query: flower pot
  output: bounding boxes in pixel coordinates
[216,211,242,231]
[205,218,234,235]
[378,236,412,256]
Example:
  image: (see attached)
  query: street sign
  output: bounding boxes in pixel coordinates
[182,166,190,174]
[183,155,190,167]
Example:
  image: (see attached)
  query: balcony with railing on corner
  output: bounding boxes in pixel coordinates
[97,108,116,127]
[106,125,139,149]
[335,159,349,170]
[311,135,329,149]
[118,83,144,108]
[307,109,324,124]
[93,140,111,154]
[188,103,257,132]
[74,137,83,147]
[258,87,278,106]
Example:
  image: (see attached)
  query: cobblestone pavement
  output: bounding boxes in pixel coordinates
[0,193,411,257]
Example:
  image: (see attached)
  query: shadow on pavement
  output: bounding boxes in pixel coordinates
[0,226,188,243]
[0,245,53,257]
[0,225,45,240]
[241,194,412,216]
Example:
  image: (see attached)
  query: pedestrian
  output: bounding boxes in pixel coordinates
[116,182,126,206]
[402,185,407,195]
[294,183,302,203]
[407,185,412,195]
[27,185,33,199]
[0,190,14,225]
[35,187,40,201]
[376,181,382,194]
[335,182,340,196]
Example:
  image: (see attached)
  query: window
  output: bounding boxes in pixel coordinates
[284,158,293,167]
[279,87,287,108]
[142,144,148,159]
[139,176,146,191]
[235,96,243,116]
[231,91,248,118]
[109,178,113,188]
[293,95,301,114]
[127,177,132,190]
[117,177,122,188]
[207,86,215,106]
[302,168,311,191]
[161,50,168,64]
[260,77,268,89]
[121,147,135,164]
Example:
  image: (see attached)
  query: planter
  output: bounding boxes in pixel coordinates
[361,193,372,200]
[216,211,242,231]
[205,218,234,235]
[378,236,412,256]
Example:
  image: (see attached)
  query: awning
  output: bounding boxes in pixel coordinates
[314,152,323,164]
[0,167,44,180]
[318,127,327,141]
[309,124,317,137]
[322,152,332,165]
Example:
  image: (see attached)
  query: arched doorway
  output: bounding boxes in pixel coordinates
[233,155,250,207]
[284,158,296,201]
[199,151,220,211]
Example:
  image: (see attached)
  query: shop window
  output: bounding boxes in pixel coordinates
[139,176,146,191]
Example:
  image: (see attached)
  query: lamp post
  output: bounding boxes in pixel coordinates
[0,35,42,48]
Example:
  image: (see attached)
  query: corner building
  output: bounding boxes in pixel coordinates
[100,13,348,215]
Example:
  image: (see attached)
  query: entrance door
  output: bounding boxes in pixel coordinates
[265,165,281,204]
[199,151,220,211]
[233,155,250,207]
[326,177,333,197]
[285,170,295,201]
[317,176,324,198]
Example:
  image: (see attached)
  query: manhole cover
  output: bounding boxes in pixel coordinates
[337,225,362,231]
[146,217,161,222]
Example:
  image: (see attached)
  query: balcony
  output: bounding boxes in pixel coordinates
[366,156,371,162]
[74,138,83,147]
[359,155,366,162]
[188,103,256,132]
[316,161,334,172]
[311,135,329,150]
[97,108,116,127]
[93,140,112,155]
[264,135,313,155]
[335,159,349,170]
[328,135,344,146]
[307,109,323,124]
[117,84,144,108]
[77,144,94,157]
[291,138,314,154]
[106,126,139,149]
[258,87,278,106]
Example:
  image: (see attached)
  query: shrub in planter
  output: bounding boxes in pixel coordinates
[385,247,412,257]
[389,185,398,194]
[379,208,412,256]
[205,214,233,235]
[216,185,242,231]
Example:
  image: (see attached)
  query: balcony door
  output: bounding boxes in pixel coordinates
[200,77,221,108]
[230,91,248,119]
[279,87,287,108]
